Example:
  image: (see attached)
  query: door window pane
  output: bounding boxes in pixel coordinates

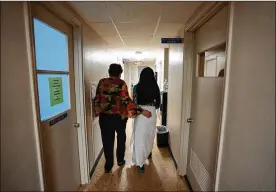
[37,74,71,121]
[33,18,69,71]
[205,58,217,77]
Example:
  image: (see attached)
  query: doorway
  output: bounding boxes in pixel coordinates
[30,3,81,190]
[186,43,226,191]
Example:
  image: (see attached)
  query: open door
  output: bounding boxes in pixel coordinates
[31,3,81,190]
[186,44,226,191]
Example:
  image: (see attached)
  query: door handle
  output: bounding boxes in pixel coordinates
[73,123,80,128]
[187,118,194,123]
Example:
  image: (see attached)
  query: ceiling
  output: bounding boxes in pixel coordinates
[69,1,202,51]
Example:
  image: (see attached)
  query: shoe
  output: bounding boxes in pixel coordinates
[105,167,112,173]
[104,165,112,173]
[137,165,145,173]
[118,160,126,166]
[148,152,152,159]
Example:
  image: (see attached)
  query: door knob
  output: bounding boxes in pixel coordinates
[73,123,80,128]
[187,118,194,123]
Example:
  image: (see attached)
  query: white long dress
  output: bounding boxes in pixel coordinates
[130,105,157,167]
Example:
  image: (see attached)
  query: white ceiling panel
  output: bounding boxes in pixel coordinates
[161,2,202,23]
[89,23,117,36]
[101,36,124,46]
[156,23,184,36]
[69,2,110,23]
[151,36,170,48]
[124,38,151,47]
[69,1,202,49]
[123,35,152,42]
[151,36,163,45]
[107,2,162,23]
[115,23,156,36]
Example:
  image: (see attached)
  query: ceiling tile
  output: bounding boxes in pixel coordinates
[151,37,163,46]
[123,35,152,41]
[107,2,162,23]
[151,36,163,45]
[101,36,124,46]
[69,1,202,49]
[89,23,117,36]
[124,40,150,47]
[115,23,155,36]
[69,2,110,23]
[123,36,165,49]
[155,23,184,36]
[161,2,202,23]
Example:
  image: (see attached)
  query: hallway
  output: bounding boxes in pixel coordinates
[82,119,189,191]
[1,1,275,191]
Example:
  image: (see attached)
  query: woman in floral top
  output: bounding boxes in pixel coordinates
[93,63,151,173]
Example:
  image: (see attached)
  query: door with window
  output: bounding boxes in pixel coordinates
[31,3,81,191]
[186,44,226,191]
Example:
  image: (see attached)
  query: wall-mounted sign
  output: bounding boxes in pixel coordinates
[48,77,64,106]
[49,113,68,126]
[161,38,183,44]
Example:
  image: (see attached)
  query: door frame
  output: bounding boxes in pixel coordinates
[178,31,195,177]
[177,1,230,188]
[27,2,89,189]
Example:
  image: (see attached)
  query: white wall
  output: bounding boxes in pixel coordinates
[217,2,275,191]
[167,44,184,165]
[131,64,138,85]
[1,2,43,190]
[123,63,131,89]
[155,58,164,90]
[195,6,228,53]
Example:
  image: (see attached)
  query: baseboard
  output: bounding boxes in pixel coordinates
[184,175,193,191]
[168,145,178,170]
[89,148,104,179]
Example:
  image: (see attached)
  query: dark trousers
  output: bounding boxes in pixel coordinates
[99,114,128,170]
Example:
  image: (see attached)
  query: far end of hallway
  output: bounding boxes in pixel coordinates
[81,119,189,191]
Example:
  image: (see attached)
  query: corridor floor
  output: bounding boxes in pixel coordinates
[82,118,189,191]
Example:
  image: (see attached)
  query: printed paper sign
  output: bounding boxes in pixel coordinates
[49,77,64,106]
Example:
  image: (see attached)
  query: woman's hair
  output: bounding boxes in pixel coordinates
[139,67,156,84]
[136,67,160,106]
[108,63,123,77]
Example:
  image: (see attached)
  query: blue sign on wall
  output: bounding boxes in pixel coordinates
[161,38,183,44]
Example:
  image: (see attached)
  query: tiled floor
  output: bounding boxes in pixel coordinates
[82,117,189,191]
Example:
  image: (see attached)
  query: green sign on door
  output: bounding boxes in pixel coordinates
[49,77,64,106]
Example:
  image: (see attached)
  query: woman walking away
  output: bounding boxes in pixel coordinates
[131,67,161,173]
[94,64,152,173]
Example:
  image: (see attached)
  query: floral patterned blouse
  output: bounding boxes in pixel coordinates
[93,77,143,118]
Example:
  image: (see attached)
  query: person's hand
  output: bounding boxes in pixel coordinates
[142,110,152,118]
[93,106,100,118]
[131,114,138,118]
[130,110,138,118]
[93,111,99,118]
